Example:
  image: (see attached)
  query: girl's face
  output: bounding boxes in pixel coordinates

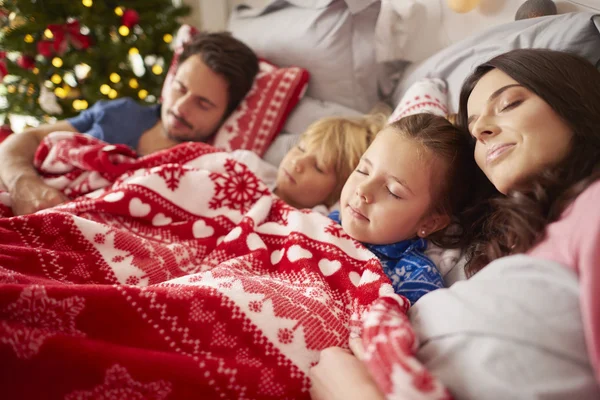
[339,128,447,245]
[466,69,574,194]
[276,141,337,209]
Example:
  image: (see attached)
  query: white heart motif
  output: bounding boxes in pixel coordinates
[318,259,341,277]
[287,245,313,262]
[271,249,285,264]
[129,197,151,217]
[224,227,242,242]
[349,271,361,287]
[379,283,394,296]
[152,213,172,227]
[246,233,266,251]
[359,270,381,286]
[192,219,215,239]
[104,191,124,202]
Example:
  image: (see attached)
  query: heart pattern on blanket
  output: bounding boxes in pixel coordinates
[270,249,284,264]
[193,219,214,239]
[359,270,381,286]
[129,197,151,217]
[246,233,266,251]
[318,259,341,277]
[349,271,361,287]
[152,213,172,227]
[287,245,312,262]
[224,227,242,242]
[102,145,117,152]
[104,191,124,202]
[378,283,394,296]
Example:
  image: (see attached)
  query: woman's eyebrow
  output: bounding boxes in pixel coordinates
[467,84,523,126]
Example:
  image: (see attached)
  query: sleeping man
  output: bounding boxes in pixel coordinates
[0,31,259,216]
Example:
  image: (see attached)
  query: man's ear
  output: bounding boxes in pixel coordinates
[417,213,450,238]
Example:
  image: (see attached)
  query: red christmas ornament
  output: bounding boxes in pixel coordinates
[0,52,7,80]
[122,9,139,28]
[0,123,13,143]
[16,54,36,70]
[37,41,55,58]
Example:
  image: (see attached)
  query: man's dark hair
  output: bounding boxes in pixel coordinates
[179,31,259,118]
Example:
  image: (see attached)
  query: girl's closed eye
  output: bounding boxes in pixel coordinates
[315,163,324,173]
[387,187,402,200]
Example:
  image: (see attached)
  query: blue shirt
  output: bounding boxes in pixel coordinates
[67,98,161,150]
[329,210,444,304]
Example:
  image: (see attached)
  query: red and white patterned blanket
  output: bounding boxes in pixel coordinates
[0,133,450,399]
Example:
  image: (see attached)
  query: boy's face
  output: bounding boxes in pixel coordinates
[275,141,337,209]
[339,128,439,245]
[161,54,229,142]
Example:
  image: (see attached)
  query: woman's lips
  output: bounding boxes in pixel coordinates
[486,143,515,165]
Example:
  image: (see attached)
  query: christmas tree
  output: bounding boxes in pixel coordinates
[0,0,190,125]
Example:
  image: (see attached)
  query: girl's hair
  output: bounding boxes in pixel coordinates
[456,48,600,274]
[301,113,387,206]
[388,113,475,247]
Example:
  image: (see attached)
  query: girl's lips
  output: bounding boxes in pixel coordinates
[347,205,369,221]
[486,143,515,165]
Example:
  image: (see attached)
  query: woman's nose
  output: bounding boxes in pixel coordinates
[471,116,501,143]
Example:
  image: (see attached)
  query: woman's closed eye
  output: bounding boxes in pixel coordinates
[355,167,368,175]
[500,99,522,112]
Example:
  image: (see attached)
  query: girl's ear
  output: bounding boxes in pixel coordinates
[417,213,450,238]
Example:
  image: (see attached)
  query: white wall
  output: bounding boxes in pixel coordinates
[176,0,233,31]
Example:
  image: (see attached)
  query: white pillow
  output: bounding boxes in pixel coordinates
[228,0,381,113]
[381,0,600,65]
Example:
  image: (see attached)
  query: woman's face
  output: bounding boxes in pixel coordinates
[466,69,574,194]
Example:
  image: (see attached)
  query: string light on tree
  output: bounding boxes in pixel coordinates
[152,64,163,75]
[54,87,67,98]
[100,84,111,95]
[129,78,139,89]
[82,0,93,7]
[51,74,62,84]
[108,89,117,99]
[7,85,15,93]
[24,34,34,43]
[44,29,53,39]
[118,25,130,36]
[138,89,148,100]
[52,57,63,68]
[114,7,124,16]
[109,73,121,83]
[129,47,139,55]
[163,34,173,44]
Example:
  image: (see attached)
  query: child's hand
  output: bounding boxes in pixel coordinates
[309,345,384,400]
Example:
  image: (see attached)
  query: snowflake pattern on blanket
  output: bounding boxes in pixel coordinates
[0,132,451,399]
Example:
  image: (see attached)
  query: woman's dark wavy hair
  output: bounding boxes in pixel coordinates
[457,48,600,275]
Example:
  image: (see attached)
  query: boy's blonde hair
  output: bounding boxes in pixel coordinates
[300,113,388,206]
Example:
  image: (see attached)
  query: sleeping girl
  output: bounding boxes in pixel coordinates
[230,113,387,213]
[329,113,473,303]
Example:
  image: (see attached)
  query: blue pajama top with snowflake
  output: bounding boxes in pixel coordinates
[329,211,444,304]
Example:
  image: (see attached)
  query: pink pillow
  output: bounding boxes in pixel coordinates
[162,25,310,156]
